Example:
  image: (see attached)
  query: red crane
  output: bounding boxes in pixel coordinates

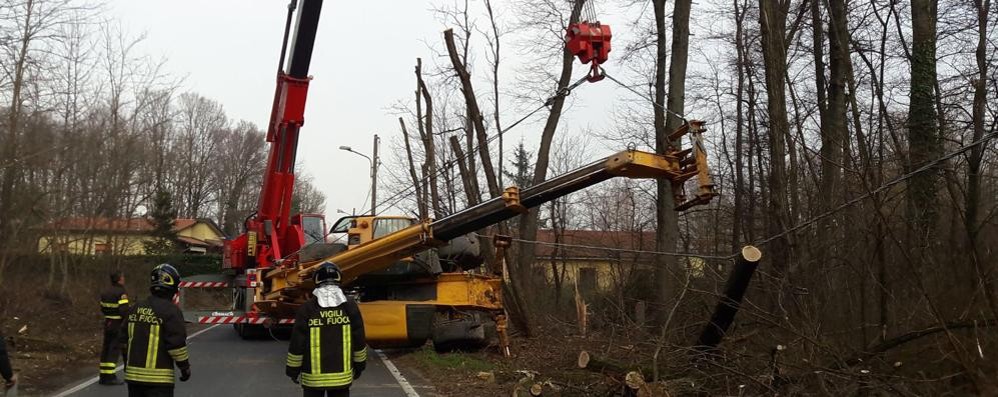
[223,0,327,271]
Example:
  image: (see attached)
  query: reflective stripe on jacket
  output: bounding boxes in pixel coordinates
[100,284,129,320]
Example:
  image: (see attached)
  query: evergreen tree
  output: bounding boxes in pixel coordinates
[503,141,549,229]
[503,140,535,189]
[144,190,178,254]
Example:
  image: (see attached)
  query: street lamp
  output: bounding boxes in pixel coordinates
[338,134,379,215]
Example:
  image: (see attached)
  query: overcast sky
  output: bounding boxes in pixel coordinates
[108,0,659,219]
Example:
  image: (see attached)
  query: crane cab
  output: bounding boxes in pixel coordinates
[329,215,417,248]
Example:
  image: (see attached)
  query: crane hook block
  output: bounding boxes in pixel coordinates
[566,22,612,82]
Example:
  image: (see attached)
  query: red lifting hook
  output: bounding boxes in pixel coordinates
[566,21,612,82]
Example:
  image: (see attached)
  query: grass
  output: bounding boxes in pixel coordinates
[410,347,495,373]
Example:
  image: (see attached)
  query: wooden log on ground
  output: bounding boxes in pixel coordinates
[623,371,651,397]
[694,245,762,353]
[577,350,653,378]
[513,379,553,397]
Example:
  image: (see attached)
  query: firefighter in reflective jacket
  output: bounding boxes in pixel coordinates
[118,264,191,397]
[99,270,129,385]
[287,262,367,397]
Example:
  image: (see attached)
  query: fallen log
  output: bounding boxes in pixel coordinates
[694,245,762,354]
[576,350,652,378]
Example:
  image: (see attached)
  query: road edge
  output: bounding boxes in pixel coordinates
[51,324,221,397]
[375,349,421,397]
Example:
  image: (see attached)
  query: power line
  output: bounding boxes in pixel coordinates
[473,232,732,261]
[740,129,998,257]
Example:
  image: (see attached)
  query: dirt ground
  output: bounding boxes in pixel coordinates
[393,324,648,397]
[3,293,105,396]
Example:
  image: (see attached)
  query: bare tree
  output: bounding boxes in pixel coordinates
[214,121,265,235]
[173,92,226,218]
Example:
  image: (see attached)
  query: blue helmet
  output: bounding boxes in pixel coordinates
[314,262,342,286]
[150,263,181,294]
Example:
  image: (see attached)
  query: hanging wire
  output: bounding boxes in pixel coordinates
[737,129,998,256]
[603,72,689,123]
[581,0,597,23]
[474,232,733,261]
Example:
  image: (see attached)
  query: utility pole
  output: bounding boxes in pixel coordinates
[371,134,379,215]
[339,134,380,216]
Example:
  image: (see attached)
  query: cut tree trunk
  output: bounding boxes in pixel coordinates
[577,351,649,377]
[695,246,763,353]
[449,136,480,206]
[443,28,500,198]
[623,371,650,397]
[415,58,441,217]
[399,118,426,219]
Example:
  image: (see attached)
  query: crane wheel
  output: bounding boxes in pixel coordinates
[234,323,267,340]
[431,313,495,352]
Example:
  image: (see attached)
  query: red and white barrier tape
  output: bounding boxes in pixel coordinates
[178,281,229,288]
[197,316,294,325]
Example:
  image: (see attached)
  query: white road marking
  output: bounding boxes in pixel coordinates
[52,324,221,397]
[376,349,421,397]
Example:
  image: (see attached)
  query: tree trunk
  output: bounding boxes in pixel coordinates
[400,118,426,219]
[906,0,940,245]
[966,0,997,318]
[650,0,692,326]
[514,0,585,312]
[443,29,501,198]
[732,0,748,252]
[757,0,792,276]
[415,58,441,218]
[449,136,480,207]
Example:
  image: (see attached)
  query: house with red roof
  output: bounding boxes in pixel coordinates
[532,229,657,293]
[36,217,225,255]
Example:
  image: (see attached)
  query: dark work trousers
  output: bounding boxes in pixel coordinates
[127,383,174,397]
[99,319,124,381]
[303,387,350,397]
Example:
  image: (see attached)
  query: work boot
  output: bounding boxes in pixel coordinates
[98,375,124,386]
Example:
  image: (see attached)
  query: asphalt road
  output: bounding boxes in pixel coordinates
[56,325,431,397]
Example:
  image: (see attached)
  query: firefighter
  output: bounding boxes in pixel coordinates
[118,264,191,397]
[99,270,129,385]
[286,262,367,397]
[0,329,14,392]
